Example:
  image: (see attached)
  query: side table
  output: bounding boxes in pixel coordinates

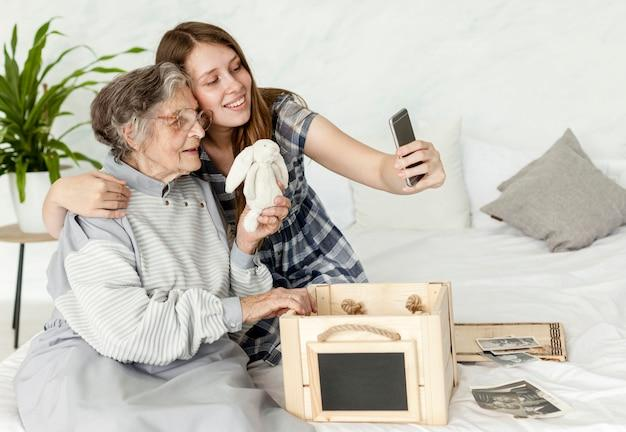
[0,224,55,348]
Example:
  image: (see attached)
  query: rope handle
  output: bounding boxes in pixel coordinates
[317,324,401,342]
[340,294,426,315]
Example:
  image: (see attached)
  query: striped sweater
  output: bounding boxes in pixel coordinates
[46,154,272,366]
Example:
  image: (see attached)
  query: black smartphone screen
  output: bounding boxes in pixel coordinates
[391,109,424,186]
[392,110,415,146]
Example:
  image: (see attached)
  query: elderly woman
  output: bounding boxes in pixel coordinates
[13,63,314,432]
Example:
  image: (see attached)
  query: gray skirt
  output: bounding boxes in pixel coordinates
[14,320,312,432]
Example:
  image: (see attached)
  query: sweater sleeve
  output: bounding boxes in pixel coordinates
[229,241,273,297]
[54,214,235,366]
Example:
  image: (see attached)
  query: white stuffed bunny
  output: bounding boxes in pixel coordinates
[225,139,289,232]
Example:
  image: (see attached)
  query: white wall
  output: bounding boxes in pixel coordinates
[1,0,626,301]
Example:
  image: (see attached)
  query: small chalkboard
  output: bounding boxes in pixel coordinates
[307,340,419,421]
[318,352,408,410]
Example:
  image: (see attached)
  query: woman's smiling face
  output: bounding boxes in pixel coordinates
[184,42,252,131]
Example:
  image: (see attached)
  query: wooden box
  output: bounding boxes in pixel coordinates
[279,282,458,425]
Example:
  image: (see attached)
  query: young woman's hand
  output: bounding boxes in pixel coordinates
[240,287,317,323]
[394,140,446,193]
[49,171,131,217]
[43,171,131,238]
[235,183,291,254]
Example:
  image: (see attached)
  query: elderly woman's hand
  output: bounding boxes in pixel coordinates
[235,189,291,254]
[240,287,317,323]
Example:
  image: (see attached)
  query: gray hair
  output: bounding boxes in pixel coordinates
[91,62,191,161]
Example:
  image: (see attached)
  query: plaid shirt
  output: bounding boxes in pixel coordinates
[194,94,367,365]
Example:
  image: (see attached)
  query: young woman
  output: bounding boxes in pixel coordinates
[43,22,445,367]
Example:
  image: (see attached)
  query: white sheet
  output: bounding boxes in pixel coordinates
[2,226,626,431]
[321,224,626,431]
[0,342,29,432]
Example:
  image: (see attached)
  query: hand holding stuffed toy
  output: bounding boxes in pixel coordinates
[225,139,289,232]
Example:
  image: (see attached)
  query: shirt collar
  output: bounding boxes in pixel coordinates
[199,146,211,162]
[103,152,172,198]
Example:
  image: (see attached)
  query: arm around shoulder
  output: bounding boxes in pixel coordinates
[42,171,131,239]
[43,177,70,239]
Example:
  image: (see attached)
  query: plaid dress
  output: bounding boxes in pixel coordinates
[194,94,367,365]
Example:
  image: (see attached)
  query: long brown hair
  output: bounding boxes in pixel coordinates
[156,22,295,220]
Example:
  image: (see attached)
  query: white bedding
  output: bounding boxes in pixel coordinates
[0,343,28,432]
[2,225,626,431]
[325,224,626,432]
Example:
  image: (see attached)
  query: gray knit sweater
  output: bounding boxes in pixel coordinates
[46,153,273,365]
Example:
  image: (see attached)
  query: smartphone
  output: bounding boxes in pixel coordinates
[389,108,424,187]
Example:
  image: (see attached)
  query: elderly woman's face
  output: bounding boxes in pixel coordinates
[185,43,252,130]
[136,86,205,181]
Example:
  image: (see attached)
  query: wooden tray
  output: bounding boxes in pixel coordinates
[454,322,567,362]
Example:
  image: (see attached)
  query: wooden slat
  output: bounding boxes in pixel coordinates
[0,224,55,243]
[443,282,459,386]
[311,284,331,316]
[327,283,431,316]
[279,313,306,419]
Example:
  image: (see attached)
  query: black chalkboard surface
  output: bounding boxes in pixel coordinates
[317,352,408,411]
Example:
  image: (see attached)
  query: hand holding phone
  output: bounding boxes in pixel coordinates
[389,108,424,187]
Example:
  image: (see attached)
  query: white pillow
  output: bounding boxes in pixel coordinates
[351,117,471,230]
[462,136,626,229]
[461,137,534,229]
[596,159,626,188]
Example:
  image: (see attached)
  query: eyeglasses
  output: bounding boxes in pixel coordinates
[146,108,211,133]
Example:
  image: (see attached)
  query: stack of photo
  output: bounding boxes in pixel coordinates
[475,336,541,367]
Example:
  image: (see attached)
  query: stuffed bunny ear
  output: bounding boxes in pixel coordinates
[225,147,254,193]
[243,164,259,201]
[272,157,289,187]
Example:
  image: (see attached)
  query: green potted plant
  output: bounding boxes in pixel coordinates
[0,19,145,232]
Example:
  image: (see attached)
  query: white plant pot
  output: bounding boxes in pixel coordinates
[8,171,54,234]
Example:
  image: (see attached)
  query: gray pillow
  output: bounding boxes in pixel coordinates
[498,129,591,192]
[480,129,626,252]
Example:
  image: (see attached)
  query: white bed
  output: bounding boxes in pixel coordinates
[2,223,625,431]
[317,224,626,432]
